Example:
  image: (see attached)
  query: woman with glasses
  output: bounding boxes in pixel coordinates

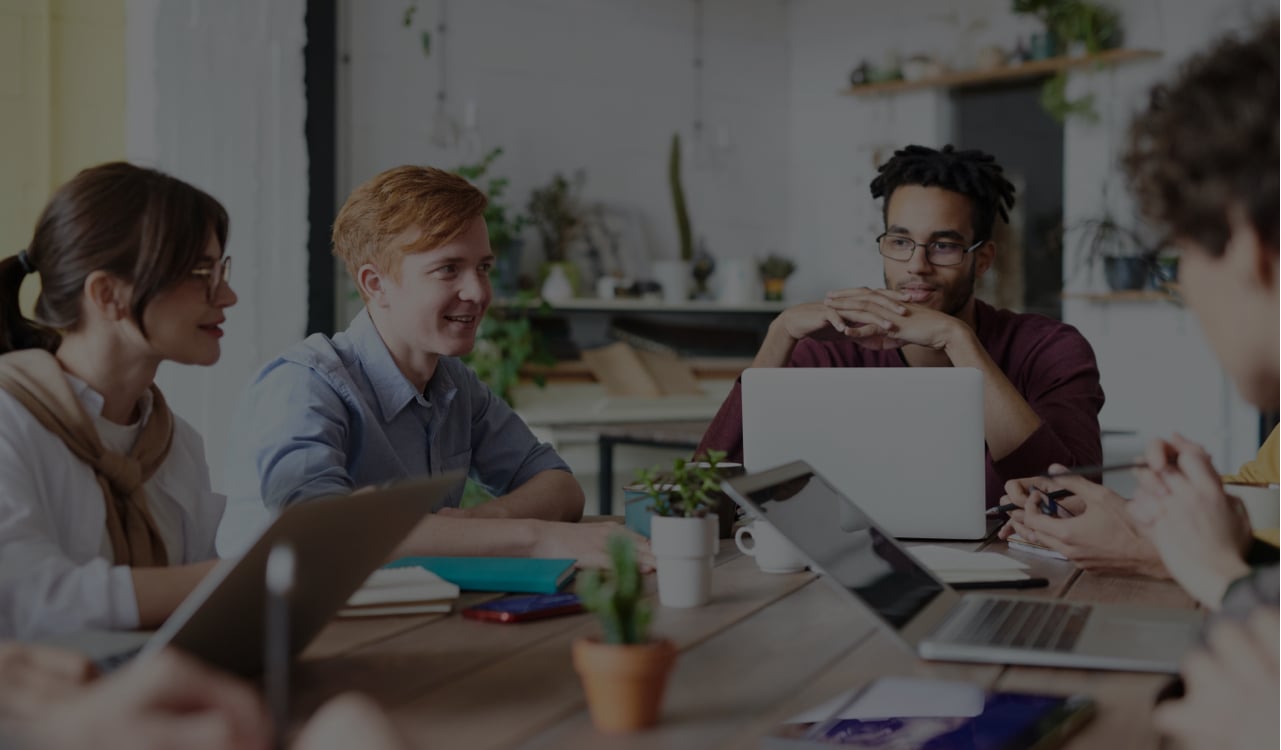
[0,161,236,639]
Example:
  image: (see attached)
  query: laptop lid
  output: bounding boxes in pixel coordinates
[741,367,986,539]
[722,461,962,648]
[142,473,460,675]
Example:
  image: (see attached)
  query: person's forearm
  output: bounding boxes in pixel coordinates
[469,471,584,522]
[131,561,219,629]
[394,516,541,557]
[944,325,1042,461]
[752,319,801,368]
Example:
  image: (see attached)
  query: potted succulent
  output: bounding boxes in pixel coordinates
[527,171,586,297]
[757,254,797,301]
[655,132,694,303]
[454,147,526,296]
[573,534,678,732]
[634,451,729,608]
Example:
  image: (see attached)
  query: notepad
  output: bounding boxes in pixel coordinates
[338,567,460,618]
[907,545,1032,584]
[386,556,577,594]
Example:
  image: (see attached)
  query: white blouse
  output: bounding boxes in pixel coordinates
[0,374,223,639]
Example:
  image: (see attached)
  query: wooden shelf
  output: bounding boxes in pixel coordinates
[843,48,1161,96]
[493,297,788,314]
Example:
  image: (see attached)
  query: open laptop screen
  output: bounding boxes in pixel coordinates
[743,469,946,628]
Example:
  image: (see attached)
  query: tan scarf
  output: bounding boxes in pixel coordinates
[0,349,173,567]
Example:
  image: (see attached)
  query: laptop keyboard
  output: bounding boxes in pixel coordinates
[946,599,1092,652]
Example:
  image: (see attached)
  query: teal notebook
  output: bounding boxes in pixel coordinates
[385,557,577,594]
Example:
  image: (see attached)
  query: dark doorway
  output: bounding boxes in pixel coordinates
[305,0,338,335]
[952,83,1064,319]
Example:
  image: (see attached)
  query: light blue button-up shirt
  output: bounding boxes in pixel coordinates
[226,309,571,513]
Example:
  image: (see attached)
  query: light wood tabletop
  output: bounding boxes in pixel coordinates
[295,531,1196,749]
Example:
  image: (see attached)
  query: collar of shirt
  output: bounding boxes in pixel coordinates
[344,309,460,424]
[64,372,155,427]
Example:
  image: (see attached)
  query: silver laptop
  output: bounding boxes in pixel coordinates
[722,462,1204,673]
[49,473,460,676]
[742,368,988,539]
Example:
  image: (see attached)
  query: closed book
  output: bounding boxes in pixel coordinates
[338,602,454,618]
[385,556,577,594]
[346,567,460,607]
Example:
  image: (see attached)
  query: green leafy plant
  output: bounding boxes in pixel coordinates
[634,450,728,518]
[455,147,526,252]
[669,133,693,262]
[576,533,651,645]
[462,292,554,407]
[757,254,797,281]
[1040,72,1097,123]
[527,172,585,264]
[1012,0,1122,122]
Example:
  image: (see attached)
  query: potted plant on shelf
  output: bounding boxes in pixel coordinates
[633,451,729,608]
[527,171,585,299]
[455,147,526,296]
[573,534,678,733]
[1067,211,1161,292]
[758,254,797,301]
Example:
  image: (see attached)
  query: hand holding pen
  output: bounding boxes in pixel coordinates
[994,463,1168,578]
[987,460,1150,517]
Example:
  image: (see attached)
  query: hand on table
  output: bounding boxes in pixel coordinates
[1129,434,1253,609]
[23,648,270,750]
[530,521,654,572]
[0,641,95,719]
[1153,607,1279,750]
[997,466,1167,577]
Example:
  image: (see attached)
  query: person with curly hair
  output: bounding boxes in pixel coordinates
[999,20,1279,589]
[699,145,1105,507]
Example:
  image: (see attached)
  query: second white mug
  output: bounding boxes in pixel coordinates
[735,522,806,573]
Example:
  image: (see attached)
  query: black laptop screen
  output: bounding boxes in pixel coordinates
[746,471,946,628]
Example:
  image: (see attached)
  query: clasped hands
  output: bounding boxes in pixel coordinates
[776,287,962,351]
[998,435,1254,608]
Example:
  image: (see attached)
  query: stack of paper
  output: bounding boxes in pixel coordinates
[339,567,461,618]
[905,545,1031,584]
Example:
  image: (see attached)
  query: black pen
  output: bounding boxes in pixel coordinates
[951,577,1050,591]
[986,489,1073,516]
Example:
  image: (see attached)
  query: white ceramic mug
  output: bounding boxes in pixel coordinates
[734,522,806,573]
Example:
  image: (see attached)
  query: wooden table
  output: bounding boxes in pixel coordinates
[296,533,1195,749]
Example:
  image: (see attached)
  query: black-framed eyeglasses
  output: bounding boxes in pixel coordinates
[190,256,231,302]
[876,233,984,267]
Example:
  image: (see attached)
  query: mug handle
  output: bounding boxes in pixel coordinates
[735,525,756,556]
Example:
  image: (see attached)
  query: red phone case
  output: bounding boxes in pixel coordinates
[461,599,584,623]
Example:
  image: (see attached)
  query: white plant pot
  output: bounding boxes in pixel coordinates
[652,260,691,304]
[650,515,718,608]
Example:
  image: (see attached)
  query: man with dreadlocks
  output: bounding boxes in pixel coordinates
[698,144,1104,507]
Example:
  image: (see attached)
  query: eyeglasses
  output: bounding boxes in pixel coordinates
[876,233,984,267]
[190,256,231,302]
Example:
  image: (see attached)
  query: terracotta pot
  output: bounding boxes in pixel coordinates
[572,637,678,732]
[762,276,787,301]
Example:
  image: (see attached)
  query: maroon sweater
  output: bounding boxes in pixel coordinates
[697,300,1104,506]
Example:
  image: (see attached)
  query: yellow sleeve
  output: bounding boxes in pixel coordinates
[1223,426,1280,484]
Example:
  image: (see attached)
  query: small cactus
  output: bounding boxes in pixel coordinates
[576,534,651,645]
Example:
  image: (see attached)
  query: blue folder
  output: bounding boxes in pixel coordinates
[385,556,577,594]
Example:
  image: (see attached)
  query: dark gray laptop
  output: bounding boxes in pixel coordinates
[721,461,1204,673]
[46,473,460,676]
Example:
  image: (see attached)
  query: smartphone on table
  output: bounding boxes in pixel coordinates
[766,676,1094,749]
[461,593,584,623]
